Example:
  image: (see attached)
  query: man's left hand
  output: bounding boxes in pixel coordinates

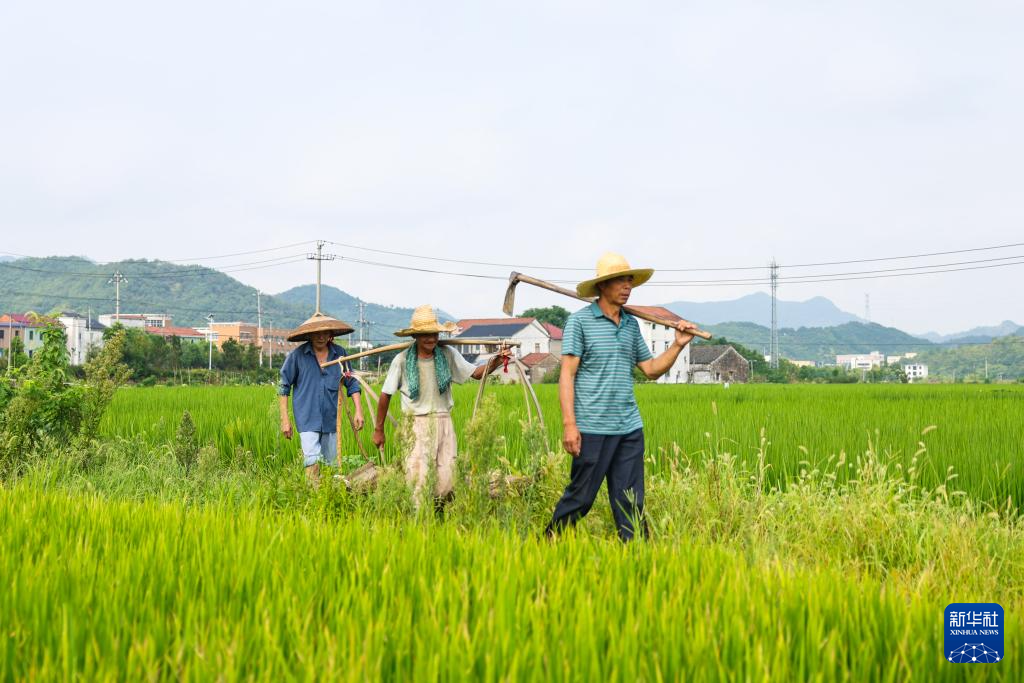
[674,319,696,347]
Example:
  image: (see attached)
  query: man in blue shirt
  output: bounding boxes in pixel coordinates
[545,253,698,541]
[278,313,362,486]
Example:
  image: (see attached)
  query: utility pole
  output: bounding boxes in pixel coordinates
[266,318,273,370]
[108,271,127,322]
[864,294,871,324]
[207,313,215,372]
[357,299,369,370]
[307,240,336,314]
[255,290,263,367]
[769,259,779,369]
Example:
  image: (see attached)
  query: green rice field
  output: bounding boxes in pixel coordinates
[99,383,1024,504]
[3,383,1022,680]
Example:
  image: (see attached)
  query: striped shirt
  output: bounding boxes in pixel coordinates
[562,303,653,435]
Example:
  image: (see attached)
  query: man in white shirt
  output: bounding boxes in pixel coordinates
[372,305,507,508]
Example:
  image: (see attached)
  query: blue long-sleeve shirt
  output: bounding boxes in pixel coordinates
[278,342,360,433]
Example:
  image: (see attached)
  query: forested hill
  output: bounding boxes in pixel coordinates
[704,321,934,363]
[0,256,426,333]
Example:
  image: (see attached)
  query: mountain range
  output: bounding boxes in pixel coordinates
[702,321,934,363]
[660,292,864,328]
[917,320,1022,345]
[0,256,446,338]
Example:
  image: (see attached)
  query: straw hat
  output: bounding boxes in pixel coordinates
[576,252,655,298]
[286,312,355,342]
[394,305,457,337]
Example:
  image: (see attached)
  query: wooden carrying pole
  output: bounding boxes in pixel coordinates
[320,338,521,369]
[503,271,714,340]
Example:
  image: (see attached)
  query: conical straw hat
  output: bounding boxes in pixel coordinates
[576,252,654,298]
[287,312,355,342]
[394,305,457,337]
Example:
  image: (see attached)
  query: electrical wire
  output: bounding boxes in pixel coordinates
[328,238,1024,272]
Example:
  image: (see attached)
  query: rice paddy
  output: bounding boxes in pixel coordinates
[3,382,1022,680]
[99,383,1024,504]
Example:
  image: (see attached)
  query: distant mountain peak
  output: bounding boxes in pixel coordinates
[660,294,864,329]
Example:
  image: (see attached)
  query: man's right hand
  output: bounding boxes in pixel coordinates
[372,427,386,449]
[562,424,582,457]
[281,420,293,440]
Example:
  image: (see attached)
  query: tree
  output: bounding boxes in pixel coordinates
[221,338,244,370]
[520,306,570,329]
[6,335,29,370]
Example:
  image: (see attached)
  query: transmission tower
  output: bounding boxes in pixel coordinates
[769,259,779,369]
[864,293,871,324]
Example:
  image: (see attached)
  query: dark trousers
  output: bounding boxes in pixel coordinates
[545,429,648,541]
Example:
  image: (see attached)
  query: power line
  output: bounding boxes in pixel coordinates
[338,255,509,280]
[333,252,1024,287]
[164,241,315,262]
[328,238,1024,272]
[651,253,1024,284]
[643,258,1024,287]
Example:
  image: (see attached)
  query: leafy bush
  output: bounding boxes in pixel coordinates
[0,320,129,478]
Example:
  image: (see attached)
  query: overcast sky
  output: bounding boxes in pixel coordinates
[1,1,1022,334]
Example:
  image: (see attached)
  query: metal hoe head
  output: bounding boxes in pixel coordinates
[502,271,522,316]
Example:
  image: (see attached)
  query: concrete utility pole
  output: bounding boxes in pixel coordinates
[307,240,336,314]
[108,271,127,322]
[207,313,215,371]
[357,299,369,370]
[769,259,780,370]
[265,318,273,370]
[255,290,263,367]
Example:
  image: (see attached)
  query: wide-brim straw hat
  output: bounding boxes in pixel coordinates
[576,252,655,298]
[287,313,355,342]
[394,305,457,337]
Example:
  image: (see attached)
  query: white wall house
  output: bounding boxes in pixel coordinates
[836,351,885,370]
[452,317,562,384]
[57,313,107,365]
[903,363,929,382]
[98,313,172,329]
[452,318,555,358]
[629,306,690,384]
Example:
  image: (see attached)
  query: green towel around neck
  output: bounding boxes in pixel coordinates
[405,346,452,400]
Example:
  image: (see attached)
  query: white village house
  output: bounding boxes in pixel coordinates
[451,317,562,384]
[902,363,929,382]
[97,313,172,329]
[836,351,886,371]
[57,312,107,366]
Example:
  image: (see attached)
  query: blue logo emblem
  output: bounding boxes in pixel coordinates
[945,603,1003,663]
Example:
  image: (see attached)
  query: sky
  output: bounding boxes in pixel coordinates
[1,0,1022,335]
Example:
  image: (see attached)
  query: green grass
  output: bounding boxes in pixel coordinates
[99,383,1024,505]
[2,471,1020,682]
[6,382,1019,680]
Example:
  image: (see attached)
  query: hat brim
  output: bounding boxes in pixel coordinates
[287,328,352,342]
[394,322,457,338]
[286,313,355,341]
[576,268,654,298]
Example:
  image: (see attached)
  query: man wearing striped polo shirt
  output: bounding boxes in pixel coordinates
[545,253,697,541]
